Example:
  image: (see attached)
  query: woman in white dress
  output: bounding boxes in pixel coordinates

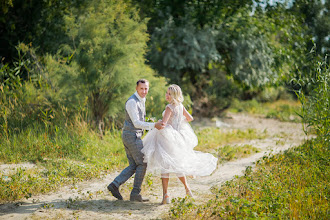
[142,84,218,204]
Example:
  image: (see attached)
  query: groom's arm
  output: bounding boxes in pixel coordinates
[126,100,155,130]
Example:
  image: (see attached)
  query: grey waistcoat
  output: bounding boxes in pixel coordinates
[123,94,146,134]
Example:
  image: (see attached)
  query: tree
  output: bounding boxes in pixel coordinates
[46,0,166,136]
[283,0,330,93]
[289,0,329,57]
[0,0,85,64]
[218,9,276,92]
[148,16,220,85]
[132,0,256,31]
[141,0,318,105]
[135,0,259,114]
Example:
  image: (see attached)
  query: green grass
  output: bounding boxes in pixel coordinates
[217,144,260,162]
[0,122,266,202]
[167,138,329,219]
[0,123,125,164]
[228,99,301,122]
[0,122,126,202]
[196,128,268,152]
[0,99,275,203]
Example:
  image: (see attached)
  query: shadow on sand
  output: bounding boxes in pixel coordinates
[0,198,161,216]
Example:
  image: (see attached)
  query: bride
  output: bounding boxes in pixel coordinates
[142,84,218,204]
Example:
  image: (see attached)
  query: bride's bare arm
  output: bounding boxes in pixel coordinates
[183,107,193,122]
[161,106,172,125]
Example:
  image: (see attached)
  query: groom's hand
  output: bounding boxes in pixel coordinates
[155,121,165,130]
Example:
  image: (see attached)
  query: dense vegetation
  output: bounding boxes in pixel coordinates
[167,60,329,219]
[1,0,329,122]
[0,0,329,214]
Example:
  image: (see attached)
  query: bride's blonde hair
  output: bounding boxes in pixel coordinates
[168,84,184,105]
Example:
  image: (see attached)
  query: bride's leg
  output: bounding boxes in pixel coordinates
[177,174,193,197]
[161,173,170,204]
[177,174,189,191]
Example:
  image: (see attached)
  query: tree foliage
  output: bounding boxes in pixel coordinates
[0,0,83,63]
[1,0,329,121]
[138,0,306,112]
[44,0,167,134]
[1,0,167,135]
[296,58,329,140]
[218,8,277,90]
[289,0,329,57]
[148,16,220,83]
[135,0,328,111]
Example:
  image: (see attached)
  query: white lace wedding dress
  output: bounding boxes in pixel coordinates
[142,103,218,177]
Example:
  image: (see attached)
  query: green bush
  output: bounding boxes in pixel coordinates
[228,98,301,122]
[255,86,294,102]
[168,138,329,219]
[296,60,329,140]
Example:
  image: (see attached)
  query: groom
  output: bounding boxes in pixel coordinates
[108,79,164,202]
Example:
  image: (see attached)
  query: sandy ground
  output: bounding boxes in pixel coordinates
[0,113,308,220]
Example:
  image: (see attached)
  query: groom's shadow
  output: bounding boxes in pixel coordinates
[0,198,159,216]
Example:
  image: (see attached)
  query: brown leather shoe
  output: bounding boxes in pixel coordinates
[107,183,123,200]
[130,194,149,202]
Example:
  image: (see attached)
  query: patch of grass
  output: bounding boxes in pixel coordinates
[196,128,268,151]
[167,138,329,219]
[217,144,260,162]
[228,99,301,122]
[0,121,266,202]
[0,123,126,202]
[0,122,125,164]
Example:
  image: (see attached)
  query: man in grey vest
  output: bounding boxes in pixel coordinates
[108,79,164,202]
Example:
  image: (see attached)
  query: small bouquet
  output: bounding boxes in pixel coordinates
[146,117,157,123]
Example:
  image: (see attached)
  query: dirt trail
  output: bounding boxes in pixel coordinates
[0,113,308,220]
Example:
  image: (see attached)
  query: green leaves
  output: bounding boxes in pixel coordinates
[53,0,164,127]
[148,16,220,82]
[228,32,275,89]
[296,59,330,139]
[168,138,329,219]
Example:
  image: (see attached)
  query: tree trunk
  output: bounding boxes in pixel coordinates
[97,118,104,139]
[90,91,107,139]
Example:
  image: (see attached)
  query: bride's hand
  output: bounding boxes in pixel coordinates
[159,119,166,126]
[155,121,165,130]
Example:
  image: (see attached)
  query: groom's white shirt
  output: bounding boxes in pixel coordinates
[126,91,155,130]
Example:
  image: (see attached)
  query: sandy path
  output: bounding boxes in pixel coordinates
[0,113,308,220]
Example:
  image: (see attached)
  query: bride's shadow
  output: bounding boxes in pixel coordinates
[66,199,159,212]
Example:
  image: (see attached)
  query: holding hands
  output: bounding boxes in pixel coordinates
[155,120,165,130]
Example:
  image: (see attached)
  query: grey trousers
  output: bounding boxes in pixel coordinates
[112,131,147,195]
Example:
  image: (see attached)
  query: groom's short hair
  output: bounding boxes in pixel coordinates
[136,79,149,86]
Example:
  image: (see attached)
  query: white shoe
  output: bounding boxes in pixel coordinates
[162,194,170,204]
[186,189,194,197]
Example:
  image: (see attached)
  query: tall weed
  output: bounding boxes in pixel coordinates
[296,60,329,140]
[0,123,126,201]
[196,128,267,151]
[228,99,301,122]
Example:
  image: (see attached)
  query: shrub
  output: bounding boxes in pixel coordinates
[296,59,329,140]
